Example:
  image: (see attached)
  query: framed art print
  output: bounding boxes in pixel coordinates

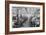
[5,1,45,34]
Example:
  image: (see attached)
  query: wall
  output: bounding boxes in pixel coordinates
[0,0,46,35]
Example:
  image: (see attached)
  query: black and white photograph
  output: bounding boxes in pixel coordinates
[12,7,40,28]
[9,4,44,32]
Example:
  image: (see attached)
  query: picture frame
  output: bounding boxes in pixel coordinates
[5,1,45,34]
